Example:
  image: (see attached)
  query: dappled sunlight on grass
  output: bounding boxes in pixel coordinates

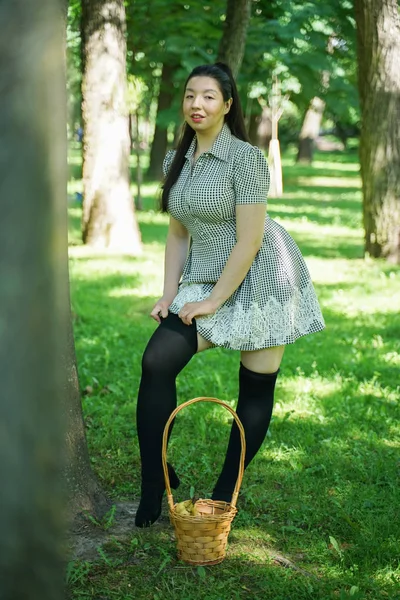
[296,176,360,188]
[311,160,360,172]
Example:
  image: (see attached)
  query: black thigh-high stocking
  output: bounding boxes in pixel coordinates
[212,363,279,503]
[135,312,197,527]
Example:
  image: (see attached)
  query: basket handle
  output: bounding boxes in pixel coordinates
[162,397,246,512]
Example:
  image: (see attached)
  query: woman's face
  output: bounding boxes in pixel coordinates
[183,76,232,135]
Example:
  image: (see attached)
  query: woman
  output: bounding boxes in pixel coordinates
[135,63,325,527]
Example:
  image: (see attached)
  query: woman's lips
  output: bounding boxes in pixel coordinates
[191,115,204,122]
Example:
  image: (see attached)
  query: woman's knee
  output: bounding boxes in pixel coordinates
[141,340,165,375]
[241,345,285,374]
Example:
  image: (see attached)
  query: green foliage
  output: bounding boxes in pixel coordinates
[67,0,359,143]
[67,146,400,600]
[243,0,358,127]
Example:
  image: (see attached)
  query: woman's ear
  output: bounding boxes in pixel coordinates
[224,98,233,114]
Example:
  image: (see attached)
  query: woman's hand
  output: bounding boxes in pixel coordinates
[178,299,218,325]
[150,298,171,324]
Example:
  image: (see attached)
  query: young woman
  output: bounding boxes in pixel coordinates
[135,63,325,527]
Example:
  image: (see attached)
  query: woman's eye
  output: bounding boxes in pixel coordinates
[185,94,193,99]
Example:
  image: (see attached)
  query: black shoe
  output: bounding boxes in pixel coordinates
[135,463,180,528]
[211,488,233,503]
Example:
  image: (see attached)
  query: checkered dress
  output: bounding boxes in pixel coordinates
[164,123,325,351]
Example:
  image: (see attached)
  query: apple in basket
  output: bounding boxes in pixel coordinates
[174,499,200,517]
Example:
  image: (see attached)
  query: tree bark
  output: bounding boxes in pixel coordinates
[217,0,252,77]
[81,0,141,254]
[0,1,67,597]
[64,308,112,523]
[147,63,176,180]
[355,0,400,262]
[296,97,326,163]
[65,0,111,527]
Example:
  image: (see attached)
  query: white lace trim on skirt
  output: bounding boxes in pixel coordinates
[169,282,325,350]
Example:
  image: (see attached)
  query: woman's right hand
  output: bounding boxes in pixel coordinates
[150,298,171,324]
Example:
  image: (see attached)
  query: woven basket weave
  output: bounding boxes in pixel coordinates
[162,397,246,566]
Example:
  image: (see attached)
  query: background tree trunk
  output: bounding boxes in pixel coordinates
[64,0,111,527]
[64,308,112,523]
[147,63,176,180]
[81,0,141,254]
[217,0,252,77]
[355,0,400,263]
[296,97,326,163]
[0,1,67,597]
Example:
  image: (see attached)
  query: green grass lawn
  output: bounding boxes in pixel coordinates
[67,147,400,600]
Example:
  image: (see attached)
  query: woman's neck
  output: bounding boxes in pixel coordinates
[195,123,225,156]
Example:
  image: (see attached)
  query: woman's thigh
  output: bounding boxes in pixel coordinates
[196,333,214,353]
[241,345,285,374]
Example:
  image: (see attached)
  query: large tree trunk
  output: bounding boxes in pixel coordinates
[355,0,400,263]
[81,0,141,254]
[296,97,326,163]
[0,1,67,597]
[217,0,252,77]
[147,63,176,180]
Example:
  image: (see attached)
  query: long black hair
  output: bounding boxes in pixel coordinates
[160,62,249,212]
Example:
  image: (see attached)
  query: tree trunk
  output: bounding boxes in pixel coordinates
[147,63,176,180]
[0,1,67,597]
[256,106,272,150]
[217,0,252,77]
[355,0,400,263]
[64,308,112,523]
[64,0,111,527]
[268,139,283,197]
[296,97,326,163]
[81,0,141,254]
[247,111,260,146]
[134,111,143,210]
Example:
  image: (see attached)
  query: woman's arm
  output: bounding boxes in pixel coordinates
[163,216,190,300]
[151,216,190,322]
[178,203,266,324]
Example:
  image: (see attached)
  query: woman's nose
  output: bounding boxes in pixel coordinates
[191,96,202,109]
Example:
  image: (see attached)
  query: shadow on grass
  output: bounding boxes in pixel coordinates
[270,189,362,223]
[69,161,82,182]
[289,230,364,259]
[138,217,168,246]
[68,202,82,245]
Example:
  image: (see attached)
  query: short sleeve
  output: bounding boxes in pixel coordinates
[162,149,176,178]
[233,145,270,205]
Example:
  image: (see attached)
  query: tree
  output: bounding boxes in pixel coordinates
[0,0,67,596]
[242,0,358,152]
[146,62,178,180]
[126,0,227,178]
[81,0,141,254]
[296,96,326,163]
[354,0,400,263]
[217,0,252,76]
[266,78,288,197]
[64,311,112,522]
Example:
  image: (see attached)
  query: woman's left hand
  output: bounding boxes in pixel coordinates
[178,299,218,325]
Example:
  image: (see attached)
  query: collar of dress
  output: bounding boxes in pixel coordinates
[185,122,232,163]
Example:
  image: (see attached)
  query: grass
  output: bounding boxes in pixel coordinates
[67,146,400,600]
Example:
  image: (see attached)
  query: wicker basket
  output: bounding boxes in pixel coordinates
[162,397,246,566]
